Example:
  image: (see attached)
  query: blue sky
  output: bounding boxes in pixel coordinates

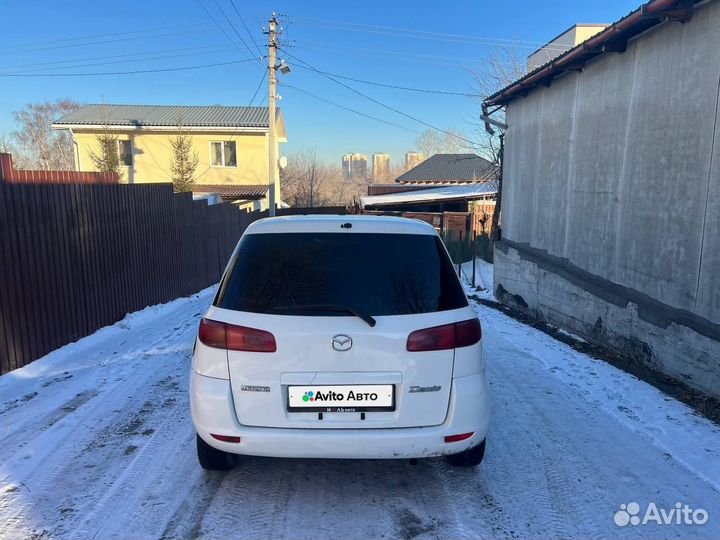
[0,0,639,164]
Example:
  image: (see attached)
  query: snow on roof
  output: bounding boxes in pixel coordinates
[360,183,497,208]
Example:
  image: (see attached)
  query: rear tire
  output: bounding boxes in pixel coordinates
[445,438,486,467]
[196,434,237,471]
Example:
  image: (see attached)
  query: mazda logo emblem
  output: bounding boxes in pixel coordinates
[331,334,352,351]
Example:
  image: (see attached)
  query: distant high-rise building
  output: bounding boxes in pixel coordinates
[342,154,352,181]
[342,153,368,181]
[405,151,425,170]
[372,153,390,182]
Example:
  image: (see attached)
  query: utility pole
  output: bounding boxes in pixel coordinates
[267,14,279,217]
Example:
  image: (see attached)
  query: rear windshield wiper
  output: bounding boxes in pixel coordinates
[272,304,377,327]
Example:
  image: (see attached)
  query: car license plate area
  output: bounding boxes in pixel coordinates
[287,384,395,412]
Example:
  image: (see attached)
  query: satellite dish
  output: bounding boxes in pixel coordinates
[278,155,288,169]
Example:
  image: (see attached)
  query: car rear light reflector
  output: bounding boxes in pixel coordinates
[406,318,481,352]
[444,432,474,443]
[211,434,241,443]
[198,318,227,349]
[455,318,482,347]
[198,318,276,352]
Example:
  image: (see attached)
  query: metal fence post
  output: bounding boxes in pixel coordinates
[472,231,477,288]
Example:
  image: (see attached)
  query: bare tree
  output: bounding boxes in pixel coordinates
[415,128,469,158]
[169,121,199,192]
[281,148,332,207]
[468,46,526,238]
[387,161,406,179]
[281,148,370,208]
[0,132,13,153]
[469,46,526,165]
[326,165,368,206]
[373,161,406,182]
[12,99,80,170]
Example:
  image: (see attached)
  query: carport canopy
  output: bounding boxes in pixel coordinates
[360,183,497,209]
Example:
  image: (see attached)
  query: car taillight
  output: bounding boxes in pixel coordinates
[211,434,241,443]
[406,318,481,352]
[198,318,227,348]
[444,432,474,443]
[198,318,276,352]
[455,318,482,347]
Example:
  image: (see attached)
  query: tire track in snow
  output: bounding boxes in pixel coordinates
[196,457,460,539]
[474,302,720,539]
[0,352,187,539]
[158,464,224,540]
[0,293,212,540]
[2,288,720,539]
[58,350,200,539]
[0,388,99,464]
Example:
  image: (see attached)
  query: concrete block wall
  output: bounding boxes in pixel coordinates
[494,243,720,398]
[496,0,720,396]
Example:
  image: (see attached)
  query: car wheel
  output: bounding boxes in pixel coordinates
[445,438,486,467]
[196,434,237,471]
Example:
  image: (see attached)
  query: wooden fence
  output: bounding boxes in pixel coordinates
[0,182,259,374]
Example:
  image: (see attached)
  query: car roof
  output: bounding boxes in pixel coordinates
[244,214,438,235]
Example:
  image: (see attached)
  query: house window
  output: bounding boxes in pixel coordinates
[117,140,132,166]
[211,141,237,167]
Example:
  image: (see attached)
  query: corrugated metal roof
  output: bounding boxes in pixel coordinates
[193,184,269,199]
[54,104,276,128]
[394,153,497,183]
[361,183,497,208]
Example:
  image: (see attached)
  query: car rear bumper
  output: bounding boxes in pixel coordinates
[190,370,491,459]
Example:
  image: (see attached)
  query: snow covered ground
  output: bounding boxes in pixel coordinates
[1,276,719,539]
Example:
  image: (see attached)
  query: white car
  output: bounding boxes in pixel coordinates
[190,215,490,470]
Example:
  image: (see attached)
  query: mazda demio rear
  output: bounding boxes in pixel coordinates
[190,215,490,470]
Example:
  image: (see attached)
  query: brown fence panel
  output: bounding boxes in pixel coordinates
[0,190,360,374]
[0,183,261,374]
[0,153,120,184]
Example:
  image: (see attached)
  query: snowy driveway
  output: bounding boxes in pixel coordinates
[1,286,719,539]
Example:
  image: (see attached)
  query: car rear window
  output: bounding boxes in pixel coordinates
[214,232,468,316]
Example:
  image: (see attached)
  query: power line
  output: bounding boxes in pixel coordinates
[210,0,263,63]
[292,16,572,52]
[0,58,257,77]
[292,42,484,66]
[229,0,264,57]
[0,27,213,54]
[291,64,477,97]
[0,24,211,51]
[281,83,421,135]
[0,44,231,73]
[2,46,239,75]
[320,25,570,52]
[249,69,267,105]
[193,0,244,51]
[193,73,271,179]
[279,48,477,147]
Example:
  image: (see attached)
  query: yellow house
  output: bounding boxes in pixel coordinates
[52,104,287,209]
